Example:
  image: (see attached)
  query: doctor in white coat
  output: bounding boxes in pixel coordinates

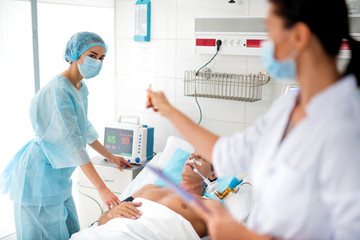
[146,0,360,239]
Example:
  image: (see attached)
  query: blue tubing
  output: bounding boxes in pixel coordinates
[228,177,244,190]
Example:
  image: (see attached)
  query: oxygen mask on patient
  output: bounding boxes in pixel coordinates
[189,158,219,196]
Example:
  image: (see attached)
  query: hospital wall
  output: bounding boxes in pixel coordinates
[114,0,348,153]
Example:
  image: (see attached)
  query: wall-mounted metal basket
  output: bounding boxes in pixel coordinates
[184,70,270,102]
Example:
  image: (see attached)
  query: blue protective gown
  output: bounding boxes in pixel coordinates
[0,75,98,239]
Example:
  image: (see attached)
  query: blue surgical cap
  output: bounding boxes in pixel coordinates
[64,32,108,62]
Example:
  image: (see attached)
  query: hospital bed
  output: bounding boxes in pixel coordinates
[71,136,253,240]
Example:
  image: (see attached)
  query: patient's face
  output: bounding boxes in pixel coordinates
[182,152,215,182]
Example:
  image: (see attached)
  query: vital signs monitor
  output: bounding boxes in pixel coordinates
[104,122,154,164]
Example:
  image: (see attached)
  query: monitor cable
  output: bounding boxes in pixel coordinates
[77,182,104,215]
[194,39,222,125]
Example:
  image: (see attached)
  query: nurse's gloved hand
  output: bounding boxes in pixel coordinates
[99,187,122,210]
[108,155,132,171]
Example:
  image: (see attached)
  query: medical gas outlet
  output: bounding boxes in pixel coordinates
[196,37,263,56]
[195,17,267,56]
[194,16,360,58]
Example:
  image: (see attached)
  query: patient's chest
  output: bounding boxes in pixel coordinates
[136,187,194,218]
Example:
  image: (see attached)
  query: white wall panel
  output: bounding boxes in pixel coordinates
[249,0,268,16]
[18,0,115,8]
[115,0,282,150]
[176,39,249,78]
[245,83,283,124]
[177,0,250,39]
[174,78,246,123]
[116,40,176,78]
[115,1,134,39]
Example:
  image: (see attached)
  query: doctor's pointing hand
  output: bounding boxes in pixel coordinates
[147,0,360,239]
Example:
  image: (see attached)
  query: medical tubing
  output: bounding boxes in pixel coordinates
[228,177,243,190]
[194,51,218,125]
[193,162,246,200]
[192,163,217,194]
[195,50,219,77]
[215,176,245,200]
[77,182,104,215]
[194,89,203,125]
[194,40,222,125]
[193,167,206,182]
[215,188,233,200]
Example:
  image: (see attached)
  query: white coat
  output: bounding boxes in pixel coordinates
[212,74,360,239]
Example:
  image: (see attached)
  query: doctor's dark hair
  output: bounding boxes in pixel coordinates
[269,0,360,86]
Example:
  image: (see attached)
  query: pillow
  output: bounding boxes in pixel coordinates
[153,136,194,168]
[118,152,162,200]
[154,148,191,187]
[119,136,194,200]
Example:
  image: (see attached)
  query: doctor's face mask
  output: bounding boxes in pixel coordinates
[261,40,297,80]
[78,56,103,79]
[77,46,105,79]
[262,3,298,80]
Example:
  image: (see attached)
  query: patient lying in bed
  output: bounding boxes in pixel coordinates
[71,152,216,239]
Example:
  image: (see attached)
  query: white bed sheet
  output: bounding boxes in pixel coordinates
[71,198,200,240]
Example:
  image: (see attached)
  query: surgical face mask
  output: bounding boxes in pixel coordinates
[261,40,296,80]
[78,56,103,79]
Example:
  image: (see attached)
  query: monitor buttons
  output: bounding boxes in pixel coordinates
[135,157,140,163]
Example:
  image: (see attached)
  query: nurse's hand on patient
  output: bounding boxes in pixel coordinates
[146,88,174,117]
[108,155,132,171]
[99,187,122,210]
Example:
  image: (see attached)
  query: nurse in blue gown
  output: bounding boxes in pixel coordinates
[0,32,132,240]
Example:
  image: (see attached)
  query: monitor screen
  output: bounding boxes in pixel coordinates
[104,128,134,157]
